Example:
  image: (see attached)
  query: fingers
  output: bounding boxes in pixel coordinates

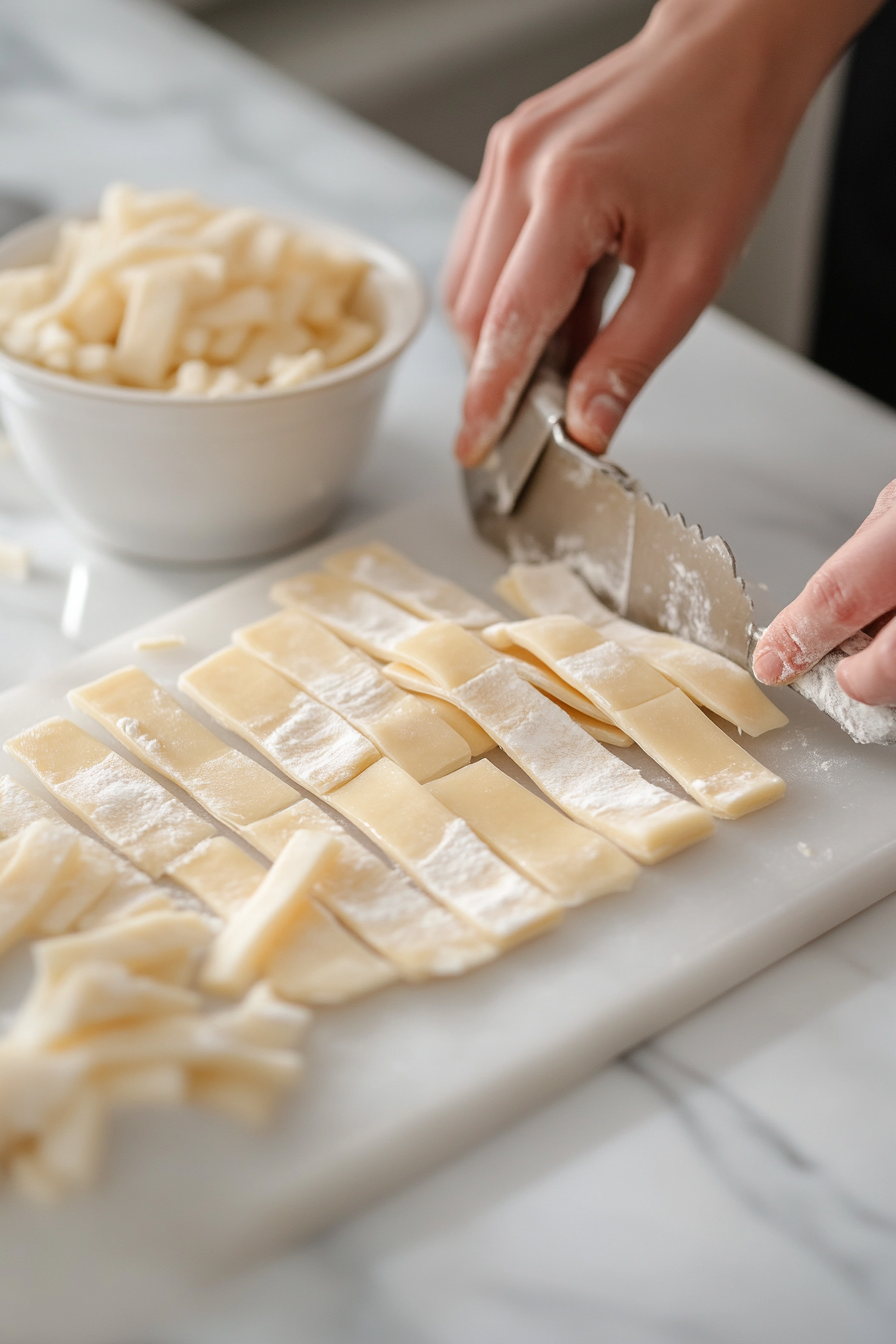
[454,198,613,466]
[753,494,896,684]
[837,616,896,706]
[565,241,718,452]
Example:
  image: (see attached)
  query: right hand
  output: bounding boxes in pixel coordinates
[443,0,880,467]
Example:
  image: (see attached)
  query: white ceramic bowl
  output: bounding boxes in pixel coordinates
[0,213,426,563]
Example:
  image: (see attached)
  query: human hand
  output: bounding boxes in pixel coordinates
[753,480,896,705]
[443,0,879,467]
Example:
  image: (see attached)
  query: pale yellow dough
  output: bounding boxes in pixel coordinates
[394,623,714,864]
[428,761,639,905]
[406,691,496,757]
[269,571,428,658]
[179,647,379,796]
[5,718,215,878]
[506,617,785,819]
[245,799,497,978]
[329,759,562,947]
[500,562,788,737]
[324,541,501,627]
[234,609,470,782]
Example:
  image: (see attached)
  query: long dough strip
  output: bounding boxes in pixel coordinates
[329,759,562,948]
[428,761,639,906]
[5,718,215,879]
[499,562,788,737]
[245,800,498,978]
[505,617,785,819]
[269,571,428,659]
[0,776,171,928]
[407,691,496,757]
[323,541,501,627]
[394,624,714,864]
[382,659,631,749]
[165,835,397,1003]
[234,610,470,782]
[179,647,379,797]
[70,666,299,829]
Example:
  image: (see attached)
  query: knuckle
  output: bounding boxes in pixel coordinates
[603,357,653,403]
[806,566,859,629]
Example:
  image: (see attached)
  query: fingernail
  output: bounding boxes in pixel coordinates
[752,648,784,684]
[584,392,626,444]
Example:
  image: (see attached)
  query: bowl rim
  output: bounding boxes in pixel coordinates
[0,208,429,404]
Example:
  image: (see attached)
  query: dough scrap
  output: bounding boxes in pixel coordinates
[501,562,788,736]
[234,609,470,782]
[324,541,501,627]
[70,666,299,828]
[428,761,639,905]
[507,617,785,819]
[0,820,78,957]
[329,759,562,947]
[5,718,215,879]
[269,571,428,658]
[395,624,714,864]
[179,647,379,796]
[245,800,497,978]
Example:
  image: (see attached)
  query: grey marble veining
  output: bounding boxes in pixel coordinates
[0,4,895,1343]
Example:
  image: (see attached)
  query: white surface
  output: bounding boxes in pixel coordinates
[1,5,896,1343]
[0,213,425,562]
[0,501,894,1343]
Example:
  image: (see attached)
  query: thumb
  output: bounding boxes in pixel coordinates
[566,244,719,452]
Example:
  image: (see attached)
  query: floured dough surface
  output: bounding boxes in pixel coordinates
[329,759,562,947]
[235,610,470,782]
[501,561,787,736]
[71,666,299,828]
[179,647,379,796]
[324,541,501,627]
[5,718,215,878]
[245,799,497,978]
[270,572,427,659]
[508,617,785,819]
[428,761,639,905]
[395,624,714,864]
[165,837,264,919]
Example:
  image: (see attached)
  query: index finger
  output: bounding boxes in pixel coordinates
[753,502,896,684]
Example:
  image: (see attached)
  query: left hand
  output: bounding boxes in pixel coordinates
[753,480,896,705]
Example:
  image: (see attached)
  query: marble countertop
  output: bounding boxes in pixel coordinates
[1,3,895,1341]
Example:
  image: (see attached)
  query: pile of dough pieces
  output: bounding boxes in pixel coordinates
[0,543,788,1201]
[0,184,377,394]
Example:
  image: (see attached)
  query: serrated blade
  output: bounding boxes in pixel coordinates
[465,369,753,667]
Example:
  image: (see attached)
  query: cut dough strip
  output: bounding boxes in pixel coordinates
[324,540,501,627]
[269,571,428,659]
[234,609,470,782]
[5,718,215,879]
[179,647,379,796]
[394,623,714,864]
[70,666,299,828]
[407,690,496,757]
[499,561,788,737]
[0,775,173,929]
[329,759,562,948]
[428,761,639,905]
[245,800,497,979]
[505,617,786,819]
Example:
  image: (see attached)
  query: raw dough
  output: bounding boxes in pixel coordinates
[269,571,428,658]
[329,759,562,947]
[179,647,379,796]
[234,610,470,782]
[245,800,497,978]
[405,691,496,757]
[394,624,715,864]
[501,561,788,737]
[0,820,78,956]
[428,760,639,905]
[324,541,501,627]
[201,830,338,996]
[164,837,264,919]
[5,718,215,879]
[71,666,300,829]
[507,617,785,819]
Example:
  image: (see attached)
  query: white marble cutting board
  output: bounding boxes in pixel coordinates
[0,500,894,1344]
